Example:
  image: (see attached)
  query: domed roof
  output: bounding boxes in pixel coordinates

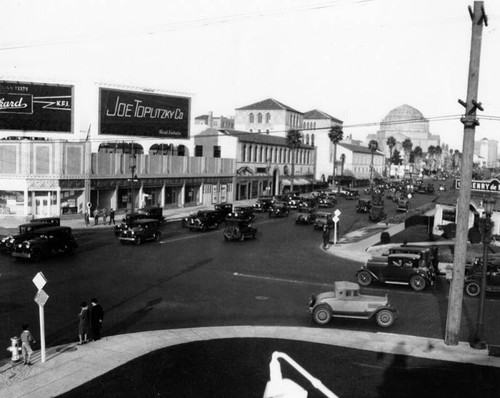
[382,104,425,124]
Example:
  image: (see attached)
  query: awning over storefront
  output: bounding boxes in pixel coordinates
[281,178,311,186]
[281,179,291,185]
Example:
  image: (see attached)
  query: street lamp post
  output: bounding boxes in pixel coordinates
[470,197,496,349]
[129,151,137,214]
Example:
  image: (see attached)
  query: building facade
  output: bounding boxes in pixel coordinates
[474,138,498,168]
[0,79,235,216]
[194,128,316,199]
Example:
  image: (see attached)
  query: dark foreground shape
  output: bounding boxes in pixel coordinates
[60,338,500,398]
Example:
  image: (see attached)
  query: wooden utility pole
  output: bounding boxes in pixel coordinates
[445,1,487,346]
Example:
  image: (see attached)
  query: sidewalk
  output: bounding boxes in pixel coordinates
[1,326,499,397]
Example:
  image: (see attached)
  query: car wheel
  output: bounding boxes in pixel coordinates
[31,249,42,262]
[134,236,142,245]
[312,305,332,326]
[357,271,372,286]
[465,282,481,297]
[375,309,395,327]
[409,275,427,291]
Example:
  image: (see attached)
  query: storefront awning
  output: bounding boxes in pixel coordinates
[281,179,291,185]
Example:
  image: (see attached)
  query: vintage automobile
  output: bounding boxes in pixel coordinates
[396,198,410,212]
[318,196,337,208]
[269,201,290,218]
[356,253,436,291]
[356,200,371,213]
[135,206,165,223]
[295,210,316,225]
[227,205,255,221]
[214,203,233,219]
[30,216,61,226]
[308,281,397,327]
[119,219,161,245]
[313,211,333,230]
[187,210,221,231]
[340,188,360,200]
[115,213,149,236]
[223,218,258,242]
[11,226,78,262]
[1,221,56,253]
[384,245,440,275]
[369,193,387,222]
[253,197,275,212]
[464,263,500,297]
[297,198,316,213]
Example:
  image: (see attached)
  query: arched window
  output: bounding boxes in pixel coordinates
[257,113,263,123]
[253,145,258,162]
[242,144,246,161]
[266,113,271,123]
[249,113,254,123]
[311,134,315,146]
[259,146,263,162]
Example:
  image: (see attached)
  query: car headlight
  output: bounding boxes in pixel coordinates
[1,237,9,243]
[25,243,30,249]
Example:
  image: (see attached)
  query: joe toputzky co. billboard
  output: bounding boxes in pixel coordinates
[0,81,73,132]
[99,88,190,139]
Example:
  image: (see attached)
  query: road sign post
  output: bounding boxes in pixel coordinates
[333,209,341,245]
[32,272,49,363]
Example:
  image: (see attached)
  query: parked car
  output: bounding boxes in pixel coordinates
[223,219,258,242]
[136,206,165,223]
[464,263,500,297]
[115,213,149,236]
[227,205,255,221]
[268,201,290,218]
[187,210,221,231]
[396,198,410,212]
[11,226,78,262]
[253,197,275,213]
[119,219,161,245]
[356,253,436,291]
[297,198,316,213]
[30,217,61,226]
[340,188,359,200]
[318,196,336,208]
[0,221,57,253]
[308,281,397,327]
[356,200,371,213]
[384,245,440,275]
[313,212,333,230]
[295,210,316,225]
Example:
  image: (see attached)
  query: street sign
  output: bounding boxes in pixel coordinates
[32,272,47,291]
[34,289,49,307]
[334,209,341,217]
[333,215,340,223]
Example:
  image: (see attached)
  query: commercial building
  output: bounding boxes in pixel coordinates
[0,79,235,217]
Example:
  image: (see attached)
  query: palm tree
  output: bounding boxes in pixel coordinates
[328,125,344,190]
[402,138,413,168]
[386,136,396,178]
[427,145,436,172]
[413,146,423,171]
[368,139,379,186]
[286,129,302,193]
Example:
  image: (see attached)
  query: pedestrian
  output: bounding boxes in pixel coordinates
[90,298,104,341]
[84,212,90,227]
[93,208,99,225]
[322,219,332,250]
[102,209,108,225]
[78,301,90,345]
[109,208,115,225]
[20,324,36,365]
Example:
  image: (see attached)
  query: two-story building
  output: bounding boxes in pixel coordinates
[194,128,316,199]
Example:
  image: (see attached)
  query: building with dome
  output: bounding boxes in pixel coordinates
[367,104,440,158]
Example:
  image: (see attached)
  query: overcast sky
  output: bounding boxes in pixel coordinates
[1,0,499,150]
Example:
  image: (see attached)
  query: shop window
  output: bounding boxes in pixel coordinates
[443,208,456,223]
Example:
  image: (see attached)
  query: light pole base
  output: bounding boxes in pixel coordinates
[469,339,487,350]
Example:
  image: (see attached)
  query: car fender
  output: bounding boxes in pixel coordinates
[368,305,397,319]
[356,268,380,281]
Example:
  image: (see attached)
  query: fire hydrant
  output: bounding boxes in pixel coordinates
[7,337,22,362]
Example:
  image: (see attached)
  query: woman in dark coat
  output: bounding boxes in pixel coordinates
[78,301,90,344]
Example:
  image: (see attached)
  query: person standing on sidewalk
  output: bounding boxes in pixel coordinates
[322,217,332,250]
[109,208,115,225]
[90,298,104,341]
[93,208,99,225]
[84,212,90,227]
[20,324,36,365]
[102,209,108,225]
[78,302,90,344]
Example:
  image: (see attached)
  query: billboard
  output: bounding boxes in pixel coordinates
[99,88,190,139]
[0,81,73,132]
